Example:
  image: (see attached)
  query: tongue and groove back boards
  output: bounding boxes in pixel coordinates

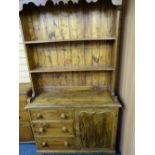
[20,0,120,94]
[20,1,117,40]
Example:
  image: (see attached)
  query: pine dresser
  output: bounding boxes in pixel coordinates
[19,0,123,154]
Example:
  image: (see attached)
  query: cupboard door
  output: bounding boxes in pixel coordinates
[76,108,118,149]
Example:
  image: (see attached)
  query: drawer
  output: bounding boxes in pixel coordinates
[35,137,75,150]
[30,109,74,121]
[19,112,30,122]
[32,121,74,136]
[19,123,33,142]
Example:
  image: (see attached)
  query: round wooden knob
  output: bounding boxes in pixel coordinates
[62,127,68,132]
[42,141,47,147]
[39,127,45,133]
[60,113,66,119]
[36,113,42,119]
[64,141,69,147]
[42,123,47,127]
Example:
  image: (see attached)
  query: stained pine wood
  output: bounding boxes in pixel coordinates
[32,121,74,137]
[35,137,76,150]
[75,108,119,149]
[26,41,114,70]
[19,83,34,142]
[30,72,111,92]
[19,0,122,153]
[20,0,119,96]
[30,66,115,73]
[29,89,114,105]
[24,38,116,44]
[20,123,34,142]
[20,1,117,41]
[30,109,74,121]
[19,112,30,122]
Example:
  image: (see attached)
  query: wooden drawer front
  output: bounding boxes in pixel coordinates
[36,137,75,150]
[32,121,74,136]
[19,123,33,142]
[30,109,74,121]
[19,112,29,122]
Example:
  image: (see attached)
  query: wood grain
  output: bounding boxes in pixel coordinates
[20,1,117,41]
[32,121,74,137]
[35,137,76,150]
[19,83,34,142]
[76,108,118,148]
[30,109,74,121]
[19,0,122,153]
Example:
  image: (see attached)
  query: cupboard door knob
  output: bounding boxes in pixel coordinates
[42,141,47,147]
[39,127,45,133]
[64,141,69,147]
[62,127,68,132]
[60,113,66,119]
[36,113,42,119]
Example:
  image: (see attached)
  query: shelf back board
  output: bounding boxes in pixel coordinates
[20,0,117,41]
[26,41,114,70]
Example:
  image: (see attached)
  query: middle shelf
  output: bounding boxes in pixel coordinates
[24,37,116,45]
[30,65,115,73]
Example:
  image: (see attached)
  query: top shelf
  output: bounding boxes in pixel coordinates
[23,37,117,44]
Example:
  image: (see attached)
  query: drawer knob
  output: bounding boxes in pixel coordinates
[36,113,42,119]
[42,141,47,147]
[62,127,68,132]
[64,141,69,147]
[39,127,45,133]
[60,113,66,119]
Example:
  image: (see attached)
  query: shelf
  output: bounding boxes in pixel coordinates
[28,89,115,105]
[25,88,121,108]
[24,37,116,44]
[30,65,115,73]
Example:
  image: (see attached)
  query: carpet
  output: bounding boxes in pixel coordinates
[19,143,120,155]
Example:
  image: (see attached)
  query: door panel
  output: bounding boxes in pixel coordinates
[76,108,118,149]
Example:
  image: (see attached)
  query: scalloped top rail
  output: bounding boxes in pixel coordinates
[19,0,122,11]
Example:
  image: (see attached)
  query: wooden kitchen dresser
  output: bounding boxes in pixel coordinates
[19,0,122,154]
[19,83,34,142]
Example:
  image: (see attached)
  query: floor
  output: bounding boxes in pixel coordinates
[19,143,121,155]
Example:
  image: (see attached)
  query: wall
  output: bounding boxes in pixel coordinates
[19,25,30,83]
[118,0,135,154]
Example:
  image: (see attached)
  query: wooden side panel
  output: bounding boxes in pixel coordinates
[32,72,111,90]
[19,112,30,122]
[76,108,118,149]
[19,123,34,142]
